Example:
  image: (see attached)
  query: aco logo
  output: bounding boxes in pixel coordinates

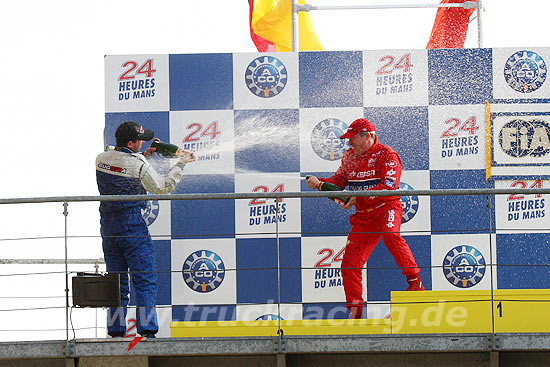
[399,182,419,224]
[499,119,550,158]
[256,314,284,321]
[182,250,225,293]
[442,245,486,288]
[504,50,547,93]
[245,56,288,98]
[310,118,349,161]
[141,200,160,226]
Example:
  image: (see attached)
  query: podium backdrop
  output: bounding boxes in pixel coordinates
[104,48,550,333]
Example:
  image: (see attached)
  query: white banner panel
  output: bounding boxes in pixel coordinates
[234,172,301,238]
[301,236,354,303]
[492,48,550,100]
[431,234,497,291]
[495,179,549,234]
[171,238,236,305]
[363,49,428,107]
[429,104,486,171]
[169,110,235,175]
[233,53,299,110]
[235,304,303,321]
[299,107,363,172]
[105,54,169,112]
[400,170,431,235]
[142,198,171,240]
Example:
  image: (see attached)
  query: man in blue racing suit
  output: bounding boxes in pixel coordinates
[96,121,195,338]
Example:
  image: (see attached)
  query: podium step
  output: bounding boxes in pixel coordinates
[170,289,550,337]
[171,318,391,337]
[390,289,550,334]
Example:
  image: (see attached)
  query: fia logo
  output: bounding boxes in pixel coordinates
[182,250,225,293]
[245,56,288,98]
[499,119,550,158]
[141,200,160,226]
[442,245,486,288]
[310,118,349,160]
[504,50,547,93]
[399,182,419,224]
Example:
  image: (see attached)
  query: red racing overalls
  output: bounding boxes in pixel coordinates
[320,139,421,317]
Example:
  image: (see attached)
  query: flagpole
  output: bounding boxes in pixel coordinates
[477,0,484,48]
[302,2,478,11]
[291,0,299,51]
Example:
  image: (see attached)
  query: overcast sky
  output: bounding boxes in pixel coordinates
[0,0,548,341]
[2,0,549,200]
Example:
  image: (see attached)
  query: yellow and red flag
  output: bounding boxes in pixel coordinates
[427,0,477,49]
[249,0,277,52]
[249,0,323,52]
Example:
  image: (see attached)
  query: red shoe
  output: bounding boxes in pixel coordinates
[406,276,425,291]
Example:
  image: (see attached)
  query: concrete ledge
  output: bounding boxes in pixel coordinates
[0,340,67,359]
[1,334,550,360]
[283,334,493,353]
[494,334,550,350]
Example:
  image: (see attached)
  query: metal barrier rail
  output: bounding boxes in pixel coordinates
[1,187,549,204]
[0,187,548,342]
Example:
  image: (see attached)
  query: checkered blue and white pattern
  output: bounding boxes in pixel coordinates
[104,48,550,334]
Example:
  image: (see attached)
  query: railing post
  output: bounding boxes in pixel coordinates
[477,0,484,48]
[487,194,495,342]
[63,202,69,343]
[291,0,299,52]
[274,198,282,345]
[95,260,99,339]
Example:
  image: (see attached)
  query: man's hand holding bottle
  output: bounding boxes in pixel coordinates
[306,175,354,209]
[143,138,196,164]
[143,138,161,159]
[306,175,321,190]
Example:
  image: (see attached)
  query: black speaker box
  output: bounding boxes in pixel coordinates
[72,272,121,307]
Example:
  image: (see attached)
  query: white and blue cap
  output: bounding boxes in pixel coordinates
[115,121,154,146]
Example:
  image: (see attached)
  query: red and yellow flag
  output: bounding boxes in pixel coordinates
[249,0,277,52]
[427,0,477,49]
[250,0,323,52]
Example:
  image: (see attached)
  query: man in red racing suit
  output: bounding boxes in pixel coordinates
[307,118,424,319]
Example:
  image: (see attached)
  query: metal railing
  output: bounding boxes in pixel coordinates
[1,186,549,343]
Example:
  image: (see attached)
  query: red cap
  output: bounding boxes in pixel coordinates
[340,118,376,139]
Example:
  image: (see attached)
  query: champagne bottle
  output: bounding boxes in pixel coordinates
[306,176,350,205]
[150,141,185,158]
